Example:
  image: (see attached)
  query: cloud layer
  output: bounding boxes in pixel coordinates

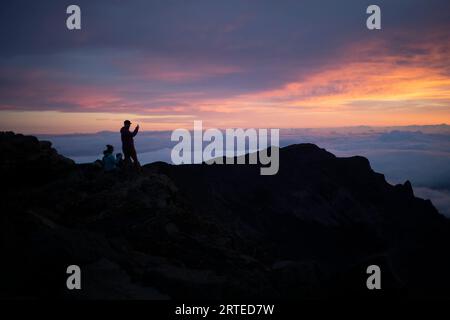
[37,124,450,217]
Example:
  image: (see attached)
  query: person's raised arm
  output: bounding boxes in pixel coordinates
[132,124,139,137]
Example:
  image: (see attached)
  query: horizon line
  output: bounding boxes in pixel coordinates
[16,123,447,136]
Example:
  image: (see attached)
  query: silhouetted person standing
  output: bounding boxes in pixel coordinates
[120,120,140,169]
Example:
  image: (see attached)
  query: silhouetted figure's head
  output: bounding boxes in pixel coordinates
[124,120,131,129]
[103,144,114,155]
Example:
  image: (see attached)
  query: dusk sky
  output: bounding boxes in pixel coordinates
[1,0,450,133]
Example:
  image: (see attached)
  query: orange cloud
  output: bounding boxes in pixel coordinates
[2,30,450,133]
[186,33,450,127]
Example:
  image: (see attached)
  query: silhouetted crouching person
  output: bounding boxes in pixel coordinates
[120,120,140,169]
[116,153,124,169]
[102,144,117,172]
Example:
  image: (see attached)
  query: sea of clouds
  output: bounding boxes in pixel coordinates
[38,124,450,217]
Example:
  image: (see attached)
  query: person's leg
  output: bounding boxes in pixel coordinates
[130,149,141,168]
[123,149,132,168]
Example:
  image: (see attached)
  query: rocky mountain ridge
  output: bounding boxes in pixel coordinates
[1,132,449,299]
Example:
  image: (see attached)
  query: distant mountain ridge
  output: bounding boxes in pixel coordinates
[1,131,450,299]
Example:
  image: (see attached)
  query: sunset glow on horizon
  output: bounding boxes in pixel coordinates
[1,1,449,134]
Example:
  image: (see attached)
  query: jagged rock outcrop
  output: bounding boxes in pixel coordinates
[1,132,449,299]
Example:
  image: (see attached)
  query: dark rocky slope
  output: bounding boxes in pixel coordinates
[1,132,449,299]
